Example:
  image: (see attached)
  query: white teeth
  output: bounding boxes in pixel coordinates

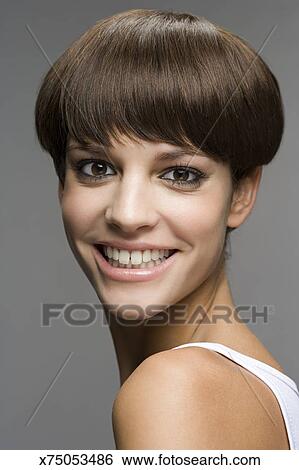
[109,258,159,268]
[142,249,151,263]
[103,245,173,266]
[107,246,113,258]
[131,250,142,265]
[119,249,130,265]
[112,248,119,261]
[151,249,160,261]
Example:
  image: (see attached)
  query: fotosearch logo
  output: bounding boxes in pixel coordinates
[41,303,275,327]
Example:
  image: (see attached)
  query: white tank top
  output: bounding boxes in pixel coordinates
[171,341,299,450]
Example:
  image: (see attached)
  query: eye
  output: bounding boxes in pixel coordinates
[72,159,116,181]
[160,164,208,189]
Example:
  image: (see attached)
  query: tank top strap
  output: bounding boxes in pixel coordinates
[172,341,297,388]
[171,341,299,450]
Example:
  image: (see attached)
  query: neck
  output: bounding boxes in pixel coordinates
[105,258,247,386]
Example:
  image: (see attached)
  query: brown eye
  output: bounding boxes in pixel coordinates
[172,168,190,182]
[81,161,114,177]
[72,159,116,181]
[160,164,208,189]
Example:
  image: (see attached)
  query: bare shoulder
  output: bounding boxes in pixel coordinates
[112,346,289,449]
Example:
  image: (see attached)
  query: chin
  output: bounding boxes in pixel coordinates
[93,284,174,322]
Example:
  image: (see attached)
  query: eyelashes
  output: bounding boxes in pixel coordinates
[70,159,209,189]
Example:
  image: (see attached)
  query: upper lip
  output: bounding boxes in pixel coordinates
[94,240,178,251]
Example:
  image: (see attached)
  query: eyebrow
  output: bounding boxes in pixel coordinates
[66,142,206,162]
[154,149,204,162]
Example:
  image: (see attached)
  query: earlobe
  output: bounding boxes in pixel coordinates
[227,166,263,229]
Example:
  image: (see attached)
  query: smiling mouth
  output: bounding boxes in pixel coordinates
[94,244,178,268]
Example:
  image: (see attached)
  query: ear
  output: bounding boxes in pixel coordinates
[58,181,64,205]
[227,166,263,229]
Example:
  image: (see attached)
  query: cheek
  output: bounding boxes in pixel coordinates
[60,187,101,238]
[181,191,229,277]
[172,190,229,246]
[196,197,227,237]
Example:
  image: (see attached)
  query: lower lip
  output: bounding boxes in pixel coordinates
[92,245,179,282]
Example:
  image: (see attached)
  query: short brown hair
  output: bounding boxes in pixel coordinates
[34,8,284,258]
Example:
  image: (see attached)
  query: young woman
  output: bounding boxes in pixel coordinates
[34,9,299,449]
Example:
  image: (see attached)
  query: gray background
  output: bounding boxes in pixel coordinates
[1,0,298,449]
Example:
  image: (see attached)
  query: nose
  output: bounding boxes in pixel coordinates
[104,176,159,233]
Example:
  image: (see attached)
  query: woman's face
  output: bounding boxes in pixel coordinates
[59,134,234,320]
